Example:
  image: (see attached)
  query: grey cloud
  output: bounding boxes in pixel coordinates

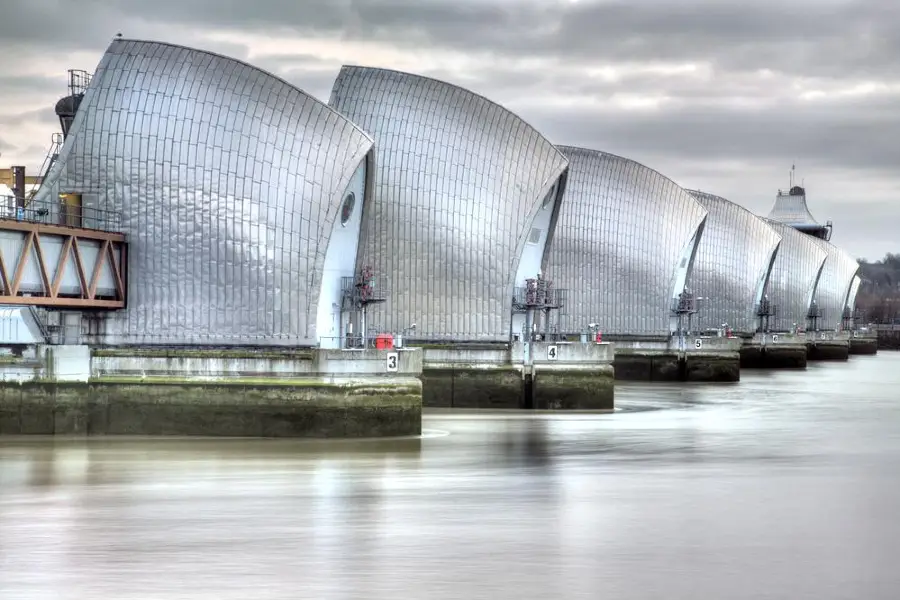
[8,0,897,79]
[0,75,65,94]
[1,0,896,77]
[0,108,58,128]
[248,54,346,100]
[0,0,897,259]
[520,100,900,174]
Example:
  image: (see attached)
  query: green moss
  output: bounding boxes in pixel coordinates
[0,355,27,365]
[92,348,314,360]
[0,380,423,437]
[415,343,509,351]
[423,364,521,374]
[87,375,413,390]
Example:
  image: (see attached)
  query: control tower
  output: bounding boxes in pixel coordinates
[766,166,833,241]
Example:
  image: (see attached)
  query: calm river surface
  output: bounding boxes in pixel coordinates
[2,353,900,599]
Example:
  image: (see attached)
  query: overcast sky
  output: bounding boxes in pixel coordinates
[1,0,897,260]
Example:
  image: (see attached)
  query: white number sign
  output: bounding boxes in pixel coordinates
[386,352,399,372]
[772,334,779,343]
[694,339,703,349]
[547,345,558,361]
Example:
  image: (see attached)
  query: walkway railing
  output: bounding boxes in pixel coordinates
[0,195,122,233]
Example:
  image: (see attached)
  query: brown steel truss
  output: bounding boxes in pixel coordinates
[0,219,126,309]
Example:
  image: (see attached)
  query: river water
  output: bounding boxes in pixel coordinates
[2,353,900,599]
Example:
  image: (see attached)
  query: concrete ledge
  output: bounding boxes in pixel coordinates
[0,379,421,438]
[807,341,849,361]
[849,338,878,355]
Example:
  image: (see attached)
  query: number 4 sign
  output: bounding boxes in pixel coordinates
[547,345,558,361]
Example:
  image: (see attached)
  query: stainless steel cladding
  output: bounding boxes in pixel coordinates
[761,219,828,332]
[546,147,708,337]
[847,275,861,314]
[34,38,374,346]
[687,191,782,334]
[328,66,568,341]
[807,238,860,330]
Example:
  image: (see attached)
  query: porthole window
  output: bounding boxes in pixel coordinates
[340,192,356,226]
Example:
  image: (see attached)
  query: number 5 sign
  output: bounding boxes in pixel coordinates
[386,352,399,372]
[694,339,703,349]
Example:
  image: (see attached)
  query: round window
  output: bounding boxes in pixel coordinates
[340,192,356,226]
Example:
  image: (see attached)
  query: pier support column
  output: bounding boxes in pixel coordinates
[740,333,808,369]
[523,342,615,410]
[849,334,878,355]
[613,336,740,382]
[806,332,850,361]
[0,347,423,438]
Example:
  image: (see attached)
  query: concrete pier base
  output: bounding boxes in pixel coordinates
[420,342,615,410]
[422,366,522,409]
[686,353,741,381]
[740,333,808,369]
[613,336,741,382]
[875,326,900,350]
[614,352,681,381]
[807,340,850,361]
[529,342,615,410]
[849,336,878,355]
[0,346,423,438]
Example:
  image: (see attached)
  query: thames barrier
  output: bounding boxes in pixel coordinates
[0,37,871,437]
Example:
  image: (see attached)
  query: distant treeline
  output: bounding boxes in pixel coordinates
[857,254,900,323]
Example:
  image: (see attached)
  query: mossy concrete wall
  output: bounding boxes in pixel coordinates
[740,334,808,369]
[0,379,421,437]
[613,336,741,382]
[685,353,740,382]
[849,337,878,355]
[614,352,681,381]
[422,367,523,408]
[0,347,424,438]
[419,342,616,410]
[807,341,850,361]
[740,344,808,369]
[533,367,614,410]
[875,328,900,350]
[615,351,739,382]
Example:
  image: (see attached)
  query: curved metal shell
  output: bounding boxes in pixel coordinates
[760,219,828,332]
[329,66,568,341]
[807,238,860,330]
[34,38,374,346]
[546,146,708,337]
[847,275,861,313]
[687,191,782,334]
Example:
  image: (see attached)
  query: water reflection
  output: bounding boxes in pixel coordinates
[1,353,900,599]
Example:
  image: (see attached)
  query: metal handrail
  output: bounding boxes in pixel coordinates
[0,194,123,233]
